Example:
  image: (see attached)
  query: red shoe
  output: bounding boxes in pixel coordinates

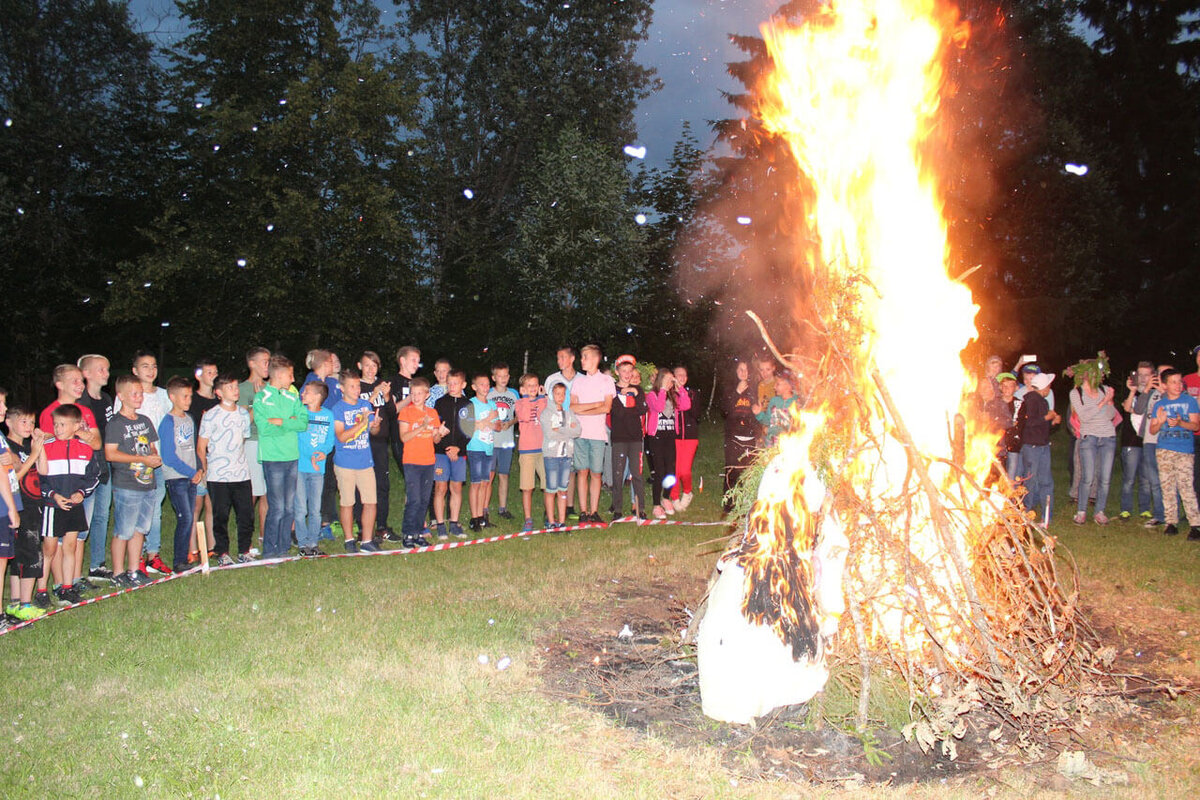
[144,554,173,575]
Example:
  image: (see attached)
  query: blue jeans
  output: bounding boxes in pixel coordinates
[1119,445,1148,514]
[294,471,324,548]
[1077,435,1116,515]
[402,463,435,537]
[1005,450,1022,481]
[262,460,298,558]
[1022,444,1053,523]
[1142,442,1165,520]
[165,478,196,569]
[84,480,112,569]
[145,469,166,555]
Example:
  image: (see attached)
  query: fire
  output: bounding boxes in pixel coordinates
[738,0,1001,663]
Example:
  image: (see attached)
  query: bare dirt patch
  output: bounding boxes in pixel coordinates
[537,575,1198,787]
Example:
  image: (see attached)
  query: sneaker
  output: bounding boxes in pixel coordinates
[299,546,320,557]
[1164,524,1179,536]
[498,508,514,520]
[1094,513,1109,525]
[435,523,449,540]
[343,539,359,554]
[132,570,153,586]
[172,562,190,574]
[382,529,404,543]
[33,590,51,609]
[359,540,381,553]
[403,535,431,549]
[113,573,134,589]
[679,492,694,511]
[73,578,98,593]
[523,518,534,532]
[236,552,256,563]
[469,517,481,532]
[144,554,173,575]
[217,553,235,567]
[1189,527,1200,541]
[566,507,579,522]
[1144,518,1163,528]
[652,505,666,520]
[4,602,17,616]
[449,523,466,539]
[319,524,334,541]
[88,565,115,582]
[1118,511,1131,521]
[1072,512,1086,525]
[12,603,45,621]
[1140,511,1153,519]
[57,586,83,605]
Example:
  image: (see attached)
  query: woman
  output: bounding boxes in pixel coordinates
[1069,359,1118,525]
[671,365,700,511]
[644,369,690,518]
[720,360,760,510]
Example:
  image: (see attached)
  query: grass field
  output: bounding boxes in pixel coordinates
[2,423,1198,798]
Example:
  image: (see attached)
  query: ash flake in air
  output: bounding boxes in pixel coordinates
[623,145,647,159]
[736,216,752,225]
[463,188,474,199]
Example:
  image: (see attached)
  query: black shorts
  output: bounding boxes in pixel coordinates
[41,503,88,539]
[12,525,43,579]
[0,518,12,559]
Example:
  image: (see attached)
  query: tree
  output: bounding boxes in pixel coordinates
[0,0,164,398]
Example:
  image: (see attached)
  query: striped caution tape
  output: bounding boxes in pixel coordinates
[0,516,731,636]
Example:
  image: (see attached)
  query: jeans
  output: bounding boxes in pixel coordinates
[145,469,166,555]
[262,460,298,558]
[402,463,435,537]
[1021,444,1053,523]
[84,480,112,569]
[1005,450,1022,482]
[610,440,646,516]
[294,471,325,548]
[1142,442,1165,520]
[165,478,197,569]
[1076,435,1116,515]
[1119,445,1148,514]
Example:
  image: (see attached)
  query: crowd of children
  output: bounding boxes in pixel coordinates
[0,344,778,627]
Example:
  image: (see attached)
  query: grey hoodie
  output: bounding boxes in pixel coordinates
[540,402,582,459]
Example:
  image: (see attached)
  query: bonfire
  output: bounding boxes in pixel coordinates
[694,0,1108,757]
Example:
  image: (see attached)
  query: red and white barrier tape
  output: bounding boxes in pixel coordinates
[0,516,729,636]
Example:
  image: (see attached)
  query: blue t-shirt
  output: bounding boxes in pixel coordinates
[467,396,498,455]
[1152,394,1200,454]
[298,407,336,474]
[0,436,23,517]
[331,398,374,469]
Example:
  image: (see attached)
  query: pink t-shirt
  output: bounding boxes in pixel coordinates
[571,371,616,441]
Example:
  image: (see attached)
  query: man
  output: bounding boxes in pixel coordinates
[568,345,616,524]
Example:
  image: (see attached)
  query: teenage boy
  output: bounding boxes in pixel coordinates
[466,372,499,532]
[397,377,439,548]
[106,375,162,587]
[198,374,255,565]
[4,404,46,618]
[114,351,173,575]
[541,382,582,529]
[238,346,271,542]
[1017,372,1060,524]
[486,363,518,521]
[187,358,219,559]
[545,346,579,519]
[388,345,422,469]
[514,374,549,531]
[77,354,116,581]
[433,369,470,538]
[570,345,616,524]
[611,355,647,520]
[0,395,20,625]
[1149,369,1200,539]
[295,381,335,557]
[356,351,395,540]
[427,359,452,408]
[159,376,203,572]
[1134,364,1171,527]
[331,369,381,552]
[253,355,307,559]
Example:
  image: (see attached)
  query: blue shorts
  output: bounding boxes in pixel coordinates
[434,453,467,483]
[572,438,607,473]
[468,450,495,483]
[545,456,572,493]
[196,481,208,498]
[494,446,514,476]
[112,488,157,541]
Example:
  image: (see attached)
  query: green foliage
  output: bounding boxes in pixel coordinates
[1064,350,1112,389]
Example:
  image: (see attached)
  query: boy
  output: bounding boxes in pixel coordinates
[540,382,581,530]
[114,351,173,575]
[544,346,578,519]
[105,375,162,587]
[38,404,101,604]
[304,349,340,539]
[427,358,452,408]
[433,369,470,538]
[253,355,307,559]
[466,372,499,532]
[1149,369,1200,539]
[611,355,647,520]
[397,377,440,548]
[388,345,421,469]
[197,374,255,565]
[238,346,272,543]
[514,374,549,531]
[159,376,203,572]
[187,358,219,560]
[331,369,382,552]
[1,398,42,623]
[487,363,518,520]
[570,344,616,524]
[753,372,798,448]
[1017,372,1060,524]
[77,354,115,581]
[756,354,778,409]
[295,381,335,556]
[0,392,20,628]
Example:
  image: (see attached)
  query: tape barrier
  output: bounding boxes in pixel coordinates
[0,516,730,636]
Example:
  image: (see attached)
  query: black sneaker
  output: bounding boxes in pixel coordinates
[1164,524,1179,536]
[469,517,481,532]
[359,540,381,553]
[436,523,449,540]
[299,546,320,557]
[1189,527,1200,541]
[63,586,84,604]
[382,529,404,543]
[403,535,431,549]
[497,508,514,520]
[478,517,493,529]
[88,565,115,582]
[75,577,99,593]
[33,590,51,609]
[113,573,134,589]
[131,570,153,586]
[449,522,467,539]
[343,539,359,554]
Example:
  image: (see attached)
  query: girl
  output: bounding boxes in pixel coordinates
[644,369,691,518]
[671,366,699,511]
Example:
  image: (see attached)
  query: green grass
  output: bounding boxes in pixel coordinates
[2,422,1199,798]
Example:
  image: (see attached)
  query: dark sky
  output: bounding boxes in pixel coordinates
[129,0,779,168]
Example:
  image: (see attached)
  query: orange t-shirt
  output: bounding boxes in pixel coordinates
[397,404,439,465]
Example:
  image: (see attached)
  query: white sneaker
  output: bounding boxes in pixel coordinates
[679,492,694,511]
[663,498,676,515]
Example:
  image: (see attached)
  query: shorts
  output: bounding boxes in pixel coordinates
[112,487,157,541]
[334,465,376,506]
[572,438,607,473]
[196,481,208,498]
[545,456,572,493]
[41,503,88,539]
[468,450,495,484]
[494,446,515,476]
[0,518,13,559]
[245,440,266,495]
[434,453,467,483]
[12,525,43,578]
[518,452,545,492]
